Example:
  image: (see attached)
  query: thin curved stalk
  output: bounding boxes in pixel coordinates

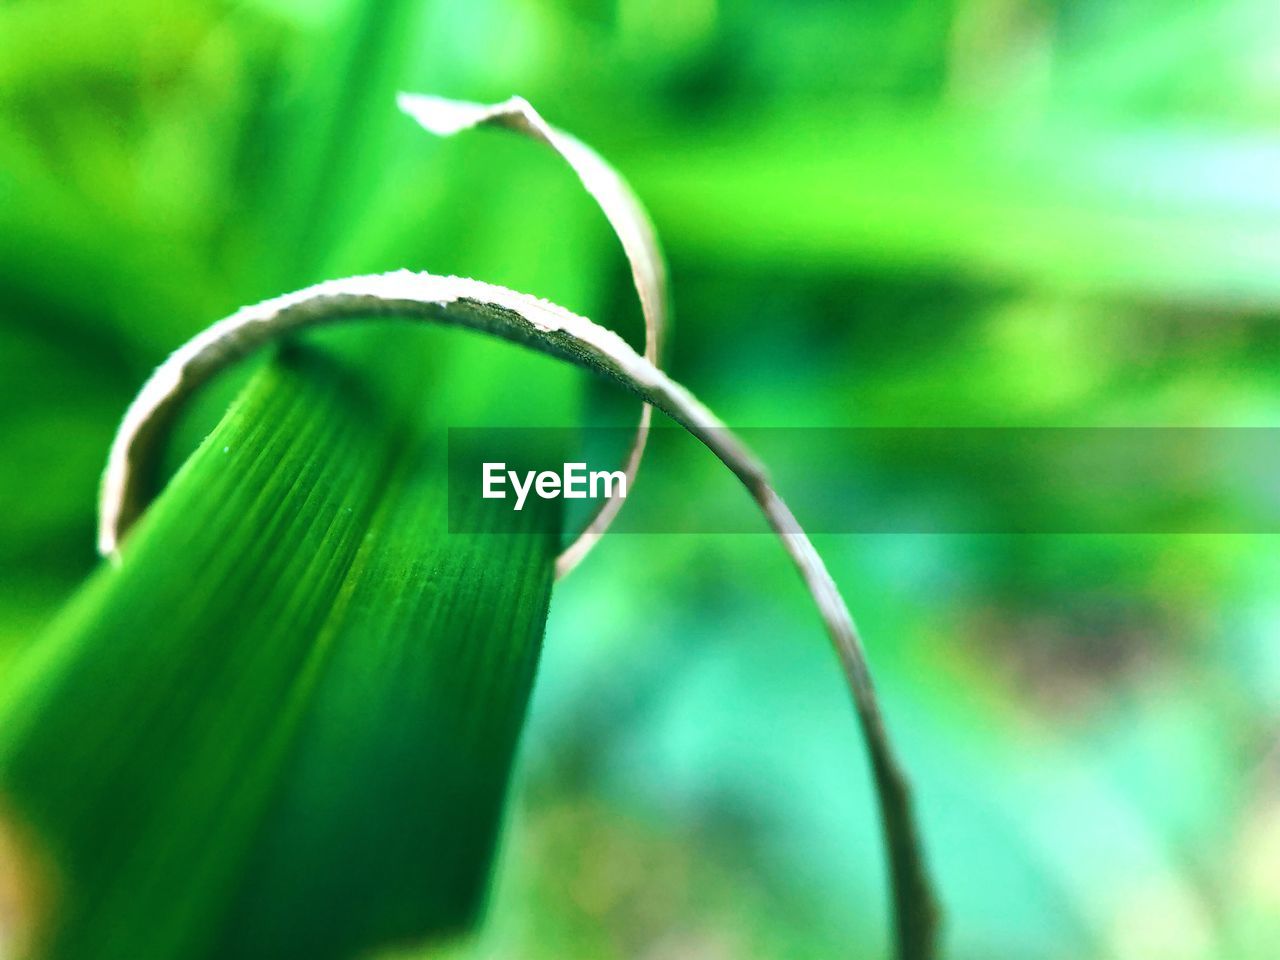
[96,269,939,959]
[398,94,668,579]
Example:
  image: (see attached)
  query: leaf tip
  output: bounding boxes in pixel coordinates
[393,90,420,117]
[396,92,469,136]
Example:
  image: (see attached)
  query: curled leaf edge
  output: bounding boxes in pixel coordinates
[398,92,668,579]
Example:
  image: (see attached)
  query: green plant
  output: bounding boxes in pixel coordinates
[0,95,937,960]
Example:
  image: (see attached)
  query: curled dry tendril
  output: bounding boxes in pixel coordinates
[97,95,939,960]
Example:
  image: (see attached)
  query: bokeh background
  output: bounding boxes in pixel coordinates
[4,0,1280,957]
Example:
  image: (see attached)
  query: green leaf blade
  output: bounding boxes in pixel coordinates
[0,340,560,960]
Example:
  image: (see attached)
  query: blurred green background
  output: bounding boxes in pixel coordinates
[3,0,1280,957]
